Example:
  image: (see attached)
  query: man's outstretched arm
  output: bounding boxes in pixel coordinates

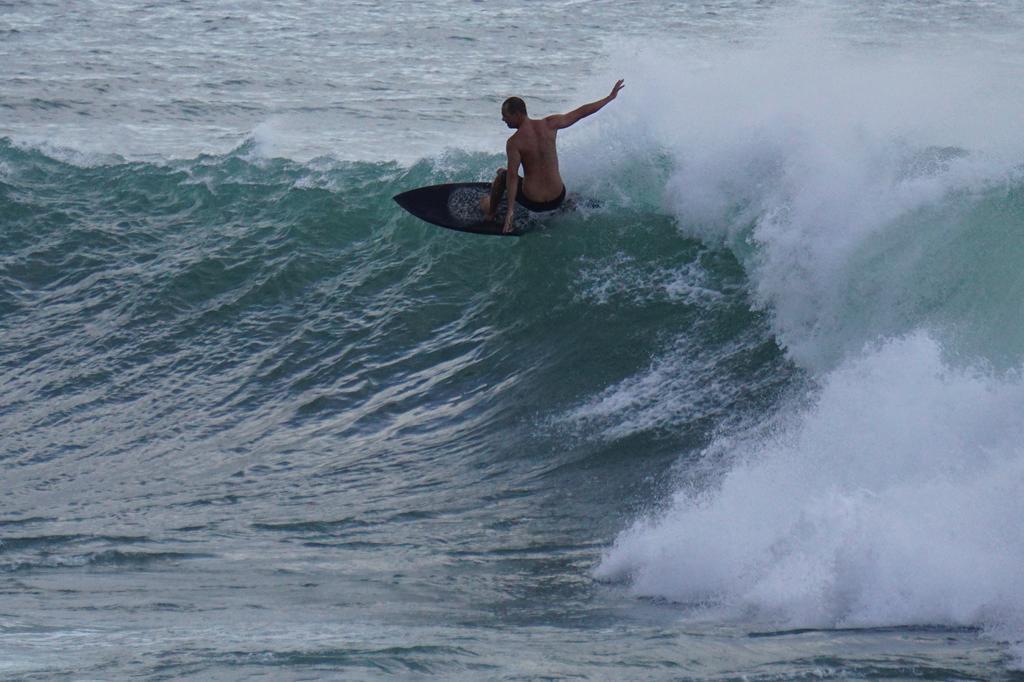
[546,79,625,130]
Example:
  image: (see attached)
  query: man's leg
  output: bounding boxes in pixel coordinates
[480,168,507,221]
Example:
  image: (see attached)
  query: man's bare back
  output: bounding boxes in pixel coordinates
[481,80,625,233]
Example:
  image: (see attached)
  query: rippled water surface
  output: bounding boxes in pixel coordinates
[4,1,1024,679]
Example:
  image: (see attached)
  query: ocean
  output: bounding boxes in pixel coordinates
[3,1,1024,679]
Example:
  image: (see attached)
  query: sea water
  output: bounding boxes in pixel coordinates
[3,1,1024,679]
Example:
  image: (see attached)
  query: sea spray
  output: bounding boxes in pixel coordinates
[587,11,1024,667]
[574,19,1024,368]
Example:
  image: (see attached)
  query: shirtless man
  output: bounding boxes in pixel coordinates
[481,79,625,234]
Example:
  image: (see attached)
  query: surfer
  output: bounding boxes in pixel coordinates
[481,79,625,234]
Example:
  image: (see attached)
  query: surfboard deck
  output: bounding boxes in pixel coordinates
[393,182,535,236]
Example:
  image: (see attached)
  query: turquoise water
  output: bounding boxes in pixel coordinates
[4,2,1024,679]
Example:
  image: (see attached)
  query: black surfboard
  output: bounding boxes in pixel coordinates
[393,182,534,236]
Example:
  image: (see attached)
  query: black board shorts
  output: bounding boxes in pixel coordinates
[514,179,566,213]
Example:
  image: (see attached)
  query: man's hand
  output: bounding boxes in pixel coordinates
[502,214,515,234]
[608,79,625,101]
[547,79,625,130]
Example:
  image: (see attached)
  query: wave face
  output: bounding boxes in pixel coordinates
[0,137,802,677]
[0,136,781,473]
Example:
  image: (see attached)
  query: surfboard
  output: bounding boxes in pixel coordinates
[393,182,534,236]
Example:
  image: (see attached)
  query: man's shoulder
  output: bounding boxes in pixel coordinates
[540,113,567,130]
[509,120,551,142]
[506,129,527,147]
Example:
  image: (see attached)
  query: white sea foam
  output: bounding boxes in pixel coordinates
[9,137,126,169]
[564,333,719,440]
[596,333,1024,662]
[573,253,725,308]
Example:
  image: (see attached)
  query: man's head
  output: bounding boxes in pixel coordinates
[501,97,527,129]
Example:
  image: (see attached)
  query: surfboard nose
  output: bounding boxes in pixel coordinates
[393,190,416,211]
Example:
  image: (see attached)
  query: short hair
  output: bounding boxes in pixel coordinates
[502,96,527,116]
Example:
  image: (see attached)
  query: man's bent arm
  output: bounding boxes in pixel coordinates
[503,141,522,233]
[547,79,625,130]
